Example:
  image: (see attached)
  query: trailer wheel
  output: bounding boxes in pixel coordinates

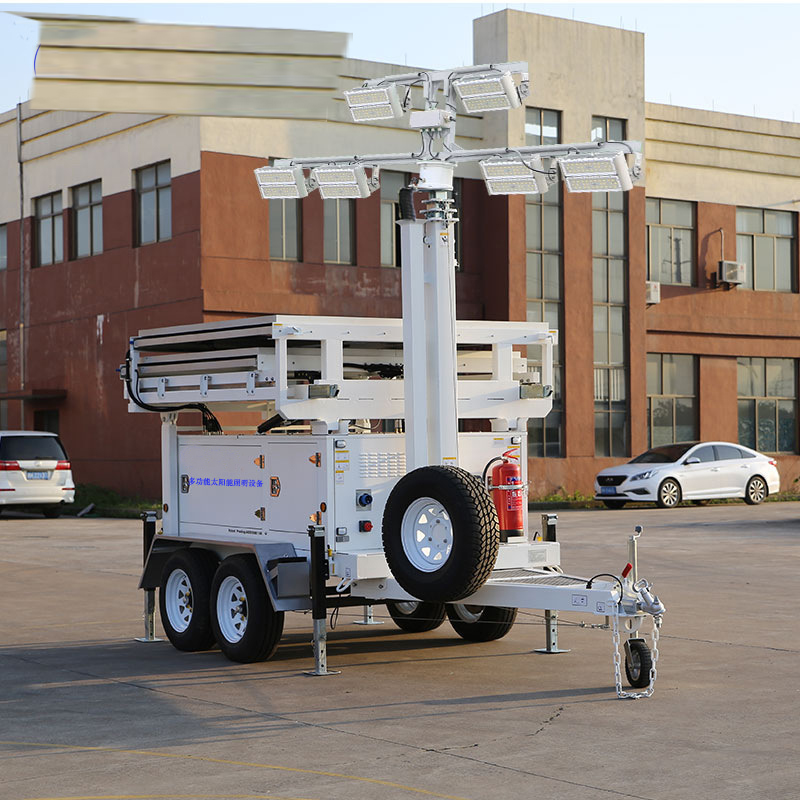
[386,600,446,633]
[744,475,768,505]
[624,638,653,688]
[447,604,517,642]
[211,555,284,663]
[382,466,499,602]
[159,549,218,652]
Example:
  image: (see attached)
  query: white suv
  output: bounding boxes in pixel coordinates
[0,431,75,517]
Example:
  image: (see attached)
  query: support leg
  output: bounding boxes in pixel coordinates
[305,525,340,676]
[534,609,570,654]
[135,510,162,643]
[353,604,384,625]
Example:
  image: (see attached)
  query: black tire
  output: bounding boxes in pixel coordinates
[624,638,653,688]
[382,465,499,602]
[447,604,517,642]
[210,555,284,663]
[602,499,627,509]
[656,478,682,509]
[43,505,62,518]
[744,475,768,505]
[159,549,219,652]
[386,600,447,633]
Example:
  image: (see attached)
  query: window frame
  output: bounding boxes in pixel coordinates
[269,198,302,261]
[34,191,64,267]
[591,116,628,458]
[736,207,795,293]
[737,356,797,453]
[323,198,355,265]
[71,179,103,259]
[0,224,7,270]
[646,353,698,447]
[525,107,564,457]
[380,170,409,268]
[135,161,172,247]
[646,198,696,286]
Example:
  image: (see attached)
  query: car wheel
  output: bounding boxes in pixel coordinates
[386,600,447,633]
[624,638,653,689]
[447,604,517,642]
[744,475,768,505]
[382,466,499,602]
[211,555,284,663]
[656,478,681,509]
[159,549,219,652]
[602,499,627,509]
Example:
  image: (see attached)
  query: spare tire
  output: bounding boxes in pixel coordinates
[382,465,499,602]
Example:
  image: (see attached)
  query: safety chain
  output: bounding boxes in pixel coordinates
[611,612,662,699]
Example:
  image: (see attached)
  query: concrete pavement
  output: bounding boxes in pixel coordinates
[1,503,798,800]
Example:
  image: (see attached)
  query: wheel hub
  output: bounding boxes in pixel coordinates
[400,497,453,572]
[165,568,194,633]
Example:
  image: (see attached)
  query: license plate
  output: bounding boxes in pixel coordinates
[27,471,49,480]
[600,486,616,495]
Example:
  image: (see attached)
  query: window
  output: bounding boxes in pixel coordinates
[592,116,628,457]
[33,409,60,434]
[72,180,103,259]
[591,116,625,143]
[736,208,795,292]
[0,330,6,429]
[646,199,695,285]
[737,357,796,453]
[525,107,563,457]
[323,199,354,264]
[136,161,171,245]
[269,199,302,261]
[647,354,697,447]
[34,191,63,267]
[525,107,559,146]
[0,224,7,270]
[380,171,407,267]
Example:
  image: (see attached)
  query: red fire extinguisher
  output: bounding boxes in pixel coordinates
[490,458,524,542]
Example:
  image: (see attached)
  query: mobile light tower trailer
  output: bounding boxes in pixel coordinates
[125,62,665,699]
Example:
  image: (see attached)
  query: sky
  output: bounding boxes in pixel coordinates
[0,2,799,123]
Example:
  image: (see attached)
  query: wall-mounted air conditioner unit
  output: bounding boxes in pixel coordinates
[718,260,746,285]
[645,280,661,304]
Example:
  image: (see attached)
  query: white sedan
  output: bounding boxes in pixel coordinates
[594,441,781,509]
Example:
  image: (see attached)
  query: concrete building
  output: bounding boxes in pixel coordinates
[1,10,799,499]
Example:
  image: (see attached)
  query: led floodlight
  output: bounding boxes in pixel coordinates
[480,157,549,195]
[557,153,633,192]
[312,165,375,199]
[344,84,403,122]
[452,71,521,114]
[254,166,308,199]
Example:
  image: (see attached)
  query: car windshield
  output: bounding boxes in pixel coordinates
[629,443,697,464]
[0,436,67,461]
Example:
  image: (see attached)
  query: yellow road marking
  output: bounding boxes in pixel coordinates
[1,741,472,800]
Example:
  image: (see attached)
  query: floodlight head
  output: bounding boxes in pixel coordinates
[254,165,308,199]
[344,84,404,122]
[480,156,549,195]
[557,152,633,192]
[311,165,378,199]
[452,71,521,114]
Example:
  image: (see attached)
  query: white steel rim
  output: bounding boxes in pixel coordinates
[748,477,766,503]
[451,604,483,623]
[165,568,193,633]
[394,601,420,615]
[660,481,680,507]
[216,575,248,643]
[401,497,453,572]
